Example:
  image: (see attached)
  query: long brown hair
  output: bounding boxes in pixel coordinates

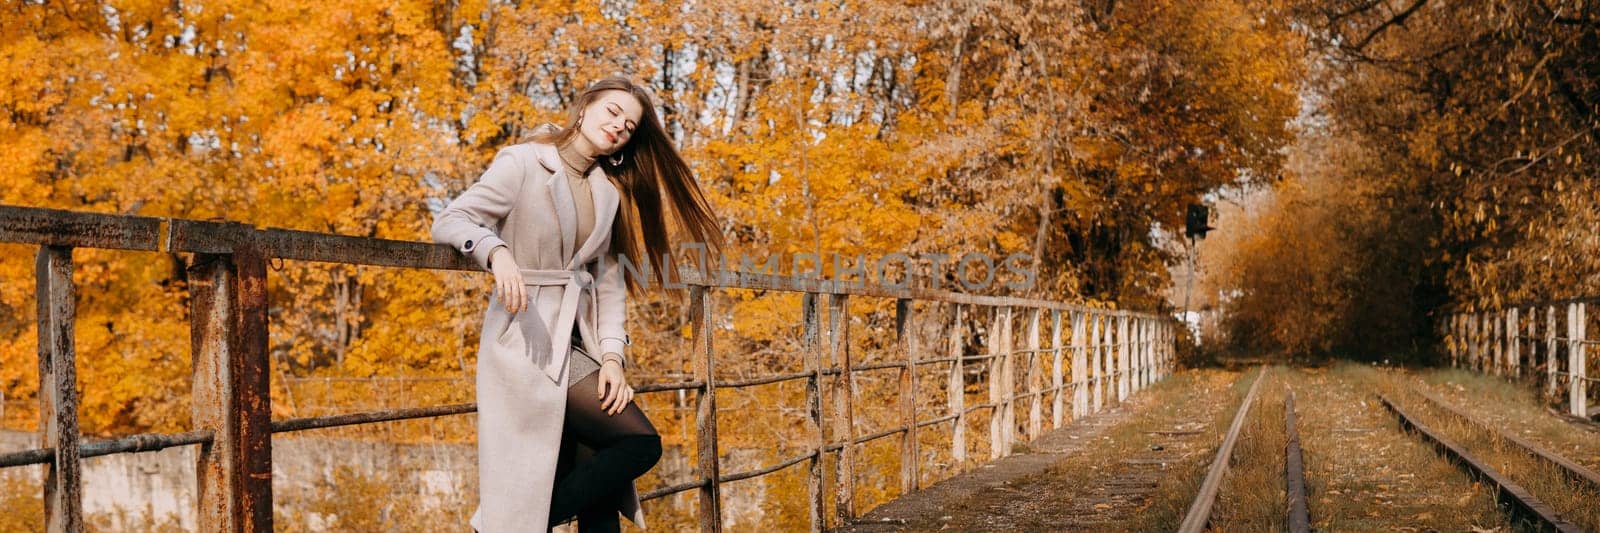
[530,77,725,295]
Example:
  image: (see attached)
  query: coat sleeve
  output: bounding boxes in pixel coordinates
[431,148,526,271]
[593,229,631,366]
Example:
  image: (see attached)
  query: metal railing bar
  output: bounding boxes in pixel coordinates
[0,205,1169,317]
[636,380,705,393]
[716,370,813,389]
[0,430,214,468]
[717,450,817,484]
[640,479,708,502]
[271,403,476,433]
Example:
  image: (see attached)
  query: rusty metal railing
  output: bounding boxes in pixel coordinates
[0,204,1177,532]
[1441,301,1598,419]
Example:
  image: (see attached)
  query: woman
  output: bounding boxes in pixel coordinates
[432,77,725,532]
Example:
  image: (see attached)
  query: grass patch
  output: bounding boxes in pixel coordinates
[1389,371,1600,529]
[1290,363,1506,531]
[1415,368,1600,471]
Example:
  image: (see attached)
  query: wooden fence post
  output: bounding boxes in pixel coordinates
[1027,308,1042,441]
[1071,311,1087,420]
[1472,312,1484,369]
[1091,313,1104,412]
[1526,307,1537,381]
[802,292,824,532]
[1494,308,1506,376]
[830,293,855,523]
[1134,318,1145,392]
[1107,314,1118,402]
[1454,314,1463,367]
[1050,310,1065,429]
[1571,303,1588,418]
[36,246,81,533]
[1117,314,1130,402]
[988,307,1005,459]
[688,285,722,532]
[1164,320,1174,378]
[1001,307,1015,452]
[1483,312,1494,373]
[1547,305,1559,398]
[1508,308,1520,377]
[896,298,919,495]
[948,304,966,464]
[1145,318,1155,387]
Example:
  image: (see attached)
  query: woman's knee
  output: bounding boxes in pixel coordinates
[622,433,662,473]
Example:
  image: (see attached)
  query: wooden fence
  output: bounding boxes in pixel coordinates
[0,204,1177,532]
[1441,301,1598,419]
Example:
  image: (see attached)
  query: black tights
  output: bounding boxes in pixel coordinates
[547,370,662,532]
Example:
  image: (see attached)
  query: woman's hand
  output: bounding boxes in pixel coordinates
[489,246,526,313]
[596,355,633,415]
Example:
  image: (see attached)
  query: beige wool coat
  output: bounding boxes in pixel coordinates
[431,131,644,532]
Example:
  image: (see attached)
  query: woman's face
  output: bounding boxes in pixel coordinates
[579,89,644,156]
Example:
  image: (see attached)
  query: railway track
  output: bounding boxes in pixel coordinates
[1380,393,1588,532]
[1179,368,1589,532]
[1177,366,1268,533]
[840,367,1596,531]
[1376,384,1600,528]
[1415,389,1600,492]
[1177,366,1314,533]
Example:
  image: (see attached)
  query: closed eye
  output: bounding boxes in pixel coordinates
[607,103,637,132]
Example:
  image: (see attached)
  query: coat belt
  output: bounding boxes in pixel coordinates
[517,268,595,384]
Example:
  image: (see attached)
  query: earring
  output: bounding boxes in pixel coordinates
[608,151,625,166]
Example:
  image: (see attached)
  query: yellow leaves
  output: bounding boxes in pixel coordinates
[996,231,1029,253]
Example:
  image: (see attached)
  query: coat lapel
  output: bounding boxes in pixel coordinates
[533,141,620,269]
[533,142,576,263]
[572,166,619,267]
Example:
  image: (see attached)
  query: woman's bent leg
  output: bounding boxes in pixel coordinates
[547,371,662,531]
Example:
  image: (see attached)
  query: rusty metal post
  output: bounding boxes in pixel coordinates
[829,293,856,523]
[189,245,273,532]
[948,304,966,464]
[895,298,919,494]
[802,293,824,533]
[1049,310,1064,429]
[1026,308,1042,440]
[688,285,722,532]
[1070,310,1087,420]
[36,246,82,533]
